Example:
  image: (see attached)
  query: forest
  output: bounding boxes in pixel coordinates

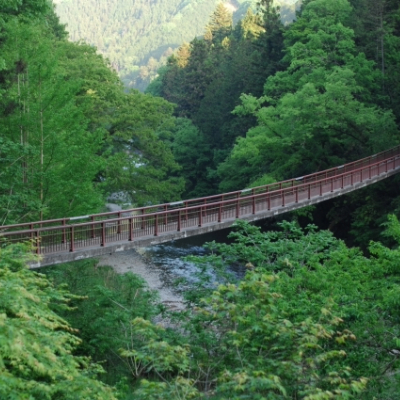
[1,0,400,399]
[54,0,300,90]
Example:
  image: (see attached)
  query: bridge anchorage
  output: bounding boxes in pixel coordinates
[1,145,400,268]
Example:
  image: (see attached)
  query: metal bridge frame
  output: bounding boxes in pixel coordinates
[2,145,400,268]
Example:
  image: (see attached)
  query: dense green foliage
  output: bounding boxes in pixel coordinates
[153,0,400,245]
[54,0,300,91]
[43,260,161,386]
[0,0,184,224]
[163,217,400,399]
[149,0,288,197]
[0,243,117,399]
[35,216,400,399]
[3,0,400,398]
[227,0,398,186]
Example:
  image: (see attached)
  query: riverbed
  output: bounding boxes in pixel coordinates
[97,228,234,309]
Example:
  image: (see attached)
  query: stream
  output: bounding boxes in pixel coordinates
[97,227,240,308]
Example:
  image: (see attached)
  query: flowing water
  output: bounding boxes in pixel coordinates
[98,227,242,306]
[142,228,234,287]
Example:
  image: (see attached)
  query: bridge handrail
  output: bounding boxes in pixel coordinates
[1,153,399,239]
[1,145,400,232]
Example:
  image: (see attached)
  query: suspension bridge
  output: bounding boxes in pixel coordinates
[2,145,400,268]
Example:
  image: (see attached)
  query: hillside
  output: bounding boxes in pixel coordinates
[54,0,300,91]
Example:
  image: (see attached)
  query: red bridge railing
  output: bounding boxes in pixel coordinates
[1,145,400,256]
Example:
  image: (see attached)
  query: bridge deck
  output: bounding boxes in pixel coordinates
[1,146,400,267]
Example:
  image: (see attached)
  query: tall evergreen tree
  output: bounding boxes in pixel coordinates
[204,2,233,43]
[250,0,286,90]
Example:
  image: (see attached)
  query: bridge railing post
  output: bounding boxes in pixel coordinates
[308,184,311,200]
[101,222,105,247]
[62,219,66,244]
[320,181,323,196]
[154,215,158,236]
[295,187,298,203]
[129,218,133,241]
[70,226,74,252]
[178,210,181,231]
[282,189,285,207]
[218,203,222,222]
[236,198,240,218]
[91,216,95,238]
[117,212,121,234]
[198,207,203,227]
[36,232,40,255]
[252,195,256,214]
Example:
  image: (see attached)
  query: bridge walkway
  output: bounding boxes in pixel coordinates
[1,146,400,267]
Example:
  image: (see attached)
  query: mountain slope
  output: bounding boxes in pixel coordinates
[54,0,300,90]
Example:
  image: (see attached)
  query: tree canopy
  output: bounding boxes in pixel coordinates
[0,243,117,399]
[0,0,184,224]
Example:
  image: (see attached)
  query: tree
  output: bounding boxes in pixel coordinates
[120,220,373,399]
[348,0,400,123]
[0,243,117,399]
[169,118,212,197]
[204,2,233,43]
[219,0,399,190]
[155,1,287,196]
[0,5,105,224]
[250,0,286,91]
[101,90,184,205]
[174,217,400,398]
[43,259,161,385]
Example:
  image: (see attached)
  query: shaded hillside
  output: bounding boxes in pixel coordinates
[54,0,301,90]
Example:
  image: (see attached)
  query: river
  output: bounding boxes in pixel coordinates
[97,227,239,308]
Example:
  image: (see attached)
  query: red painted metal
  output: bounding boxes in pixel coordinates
[0,145,395,233]
[154,215,159,236]
[62,219,66,244]
[70,226,74,252]
[101,222,105,247]
[36,233,40,255]
[141,209,145,229]
[117,212,121,234]
[1,147,400,257]
[129,218,133,241]
[91,216,95,238]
